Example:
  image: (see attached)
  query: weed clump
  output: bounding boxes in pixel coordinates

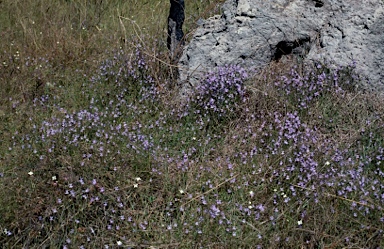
[91,46,159,103]
[188,65,248,128]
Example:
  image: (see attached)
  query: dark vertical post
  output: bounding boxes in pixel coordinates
[168,0,185,62]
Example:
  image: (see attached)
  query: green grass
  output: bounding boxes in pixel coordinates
[1,1,384,248]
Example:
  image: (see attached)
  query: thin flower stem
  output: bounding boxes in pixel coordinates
[180,173,239,207]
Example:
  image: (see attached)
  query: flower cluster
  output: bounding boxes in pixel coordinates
[90,46,158,102]
[274,63,357,110]
[189,65,248,124]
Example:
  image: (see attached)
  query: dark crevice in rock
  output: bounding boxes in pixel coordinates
[335,26,346,39]
[313,0,324,7]
[317,32,325,48]
[237,12,257,18]
[272,37,311,61]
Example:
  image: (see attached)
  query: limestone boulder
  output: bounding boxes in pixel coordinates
[178,0,384,95]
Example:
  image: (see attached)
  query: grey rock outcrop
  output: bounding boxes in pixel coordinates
[178,0,384,95]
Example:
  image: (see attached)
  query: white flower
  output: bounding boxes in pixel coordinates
[325,161,330,166]
[179,189,185,194]
[134,177,142,182]
[117,241,123,246]
[133,183,138,188]
[46,82,55,89]
[249,190,254,197]
[28,171,33,176]
[297,220,303,226]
